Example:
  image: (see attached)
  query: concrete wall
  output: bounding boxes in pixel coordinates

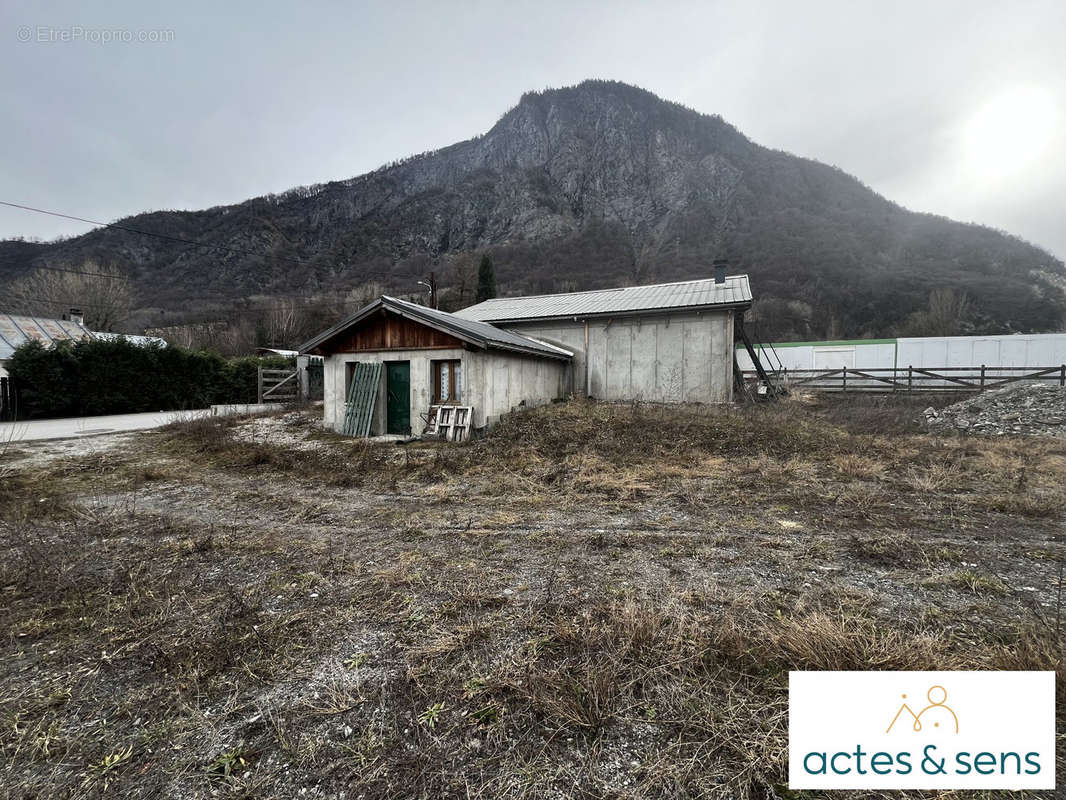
[323,347,568,434]
[504,309,735,403]
[897,334,1066,375]
[463,349,568,427]
[737,333,1066,378]
[736,340,898,372]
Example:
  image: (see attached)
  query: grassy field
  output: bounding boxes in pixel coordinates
[1,396,1063,799]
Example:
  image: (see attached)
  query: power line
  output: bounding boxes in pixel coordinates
[18,265,127,279]
[1,199,456,323]
[5,291,432,315]
[0,200,325,268]
[9,259,428,288]
[1,199,441,282]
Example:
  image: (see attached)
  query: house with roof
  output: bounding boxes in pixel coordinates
[0,312,94,378]
[301,296,573,436]
[0,309,167,379]
[301,270,752,437]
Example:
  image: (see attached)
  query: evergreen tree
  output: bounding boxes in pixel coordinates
[476,253,497,303]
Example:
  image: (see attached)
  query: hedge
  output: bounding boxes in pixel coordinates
[8,338,294,419]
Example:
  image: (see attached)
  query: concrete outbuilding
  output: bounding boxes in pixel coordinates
[303,274,753,437]
[456,275,752,404]
[302,296,573,435]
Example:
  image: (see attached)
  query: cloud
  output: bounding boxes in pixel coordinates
[1,0,1063,259]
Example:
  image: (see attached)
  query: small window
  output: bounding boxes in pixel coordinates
[432,359,461,404]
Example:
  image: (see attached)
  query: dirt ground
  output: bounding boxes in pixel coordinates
[1,396,1063,799]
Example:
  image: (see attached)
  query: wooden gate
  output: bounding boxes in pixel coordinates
[258,368,299,403]
[0,376,18,421]
[342,362,382,437]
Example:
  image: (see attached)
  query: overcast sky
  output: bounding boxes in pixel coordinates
[2,0,1064,259]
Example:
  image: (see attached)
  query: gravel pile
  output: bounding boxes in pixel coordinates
[924,381,1066,436]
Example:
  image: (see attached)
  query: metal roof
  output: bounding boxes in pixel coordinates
[300,296,573,360]
[0,313,93,361]
[454,275,752,323]
[0,314,171,361]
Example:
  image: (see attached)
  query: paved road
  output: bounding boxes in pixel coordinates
[0,409,211,443]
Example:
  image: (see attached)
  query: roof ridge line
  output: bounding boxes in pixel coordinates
[300,295,569,360]
[469,275,748,304]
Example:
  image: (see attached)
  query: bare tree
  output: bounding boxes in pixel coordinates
[902,288,973,337]
[253,284,386,350]
[217,317,258,355]
[340,281,385,310]
[440,252,479,310]
[258,294,344,350]
[262,297,303,349]
[147,320,227,350]
[3,261,132,331]
[927,288,972,333]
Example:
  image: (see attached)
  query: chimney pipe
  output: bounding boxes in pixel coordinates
[713,259,728,285]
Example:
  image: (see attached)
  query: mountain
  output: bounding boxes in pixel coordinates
[2,79,1064,340]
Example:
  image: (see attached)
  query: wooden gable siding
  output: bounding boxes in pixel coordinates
[317,310,464,354]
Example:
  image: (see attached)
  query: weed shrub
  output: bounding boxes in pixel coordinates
[8,339,292,418]
[480,400,847,462]
[159,415,389,485]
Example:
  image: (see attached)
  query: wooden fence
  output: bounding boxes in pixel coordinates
[742,365,1066,393]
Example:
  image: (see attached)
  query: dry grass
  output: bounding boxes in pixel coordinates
[151,400,1066,523]
[800,391,971,435]
[1,399,1063,799]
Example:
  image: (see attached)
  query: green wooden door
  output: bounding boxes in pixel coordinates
[386,362,410,435]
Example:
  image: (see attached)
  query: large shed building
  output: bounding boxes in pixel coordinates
[302,275,752,437]
[455,275,751,404]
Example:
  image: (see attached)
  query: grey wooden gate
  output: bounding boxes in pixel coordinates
[342,363,382,437]
[258,368,299,403]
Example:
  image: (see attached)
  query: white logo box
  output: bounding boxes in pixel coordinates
[789,671,1055,790]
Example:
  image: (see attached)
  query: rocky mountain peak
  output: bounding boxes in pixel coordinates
[1,81,1063,340]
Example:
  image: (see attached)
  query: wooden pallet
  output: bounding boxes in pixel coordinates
[424,404,441,436]
[432,404,472,442]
